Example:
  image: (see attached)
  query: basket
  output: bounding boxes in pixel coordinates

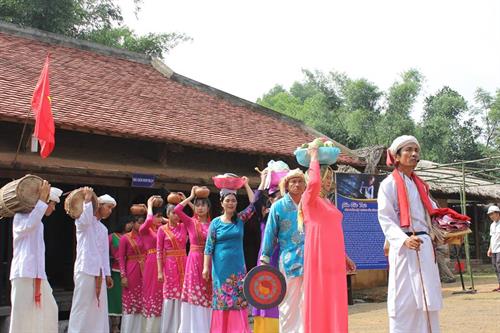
[294,146,341,167]
[212,176,245,190]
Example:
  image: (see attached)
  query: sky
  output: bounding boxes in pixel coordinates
[121,0,500,120]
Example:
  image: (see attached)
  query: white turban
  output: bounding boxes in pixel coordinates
[49,187,63,203]
[98,194,117,207]
[386,135,420,166]
[279,168,305,196]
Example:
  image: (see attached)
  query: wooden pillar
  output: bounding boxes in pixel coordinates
[473,204,480,260]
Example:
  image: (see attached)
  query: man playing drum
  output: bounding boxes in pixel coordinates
[9,180,62,333]
[68,189,117,333]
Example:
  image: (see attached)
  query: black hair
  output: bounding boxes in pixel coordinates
[194,198,211,219]
[165,204,176,217]
[220,192,238,224]
[152,205,165,216]
[253,193,269,221]
[194,197,211,209]
[132,214,146,223]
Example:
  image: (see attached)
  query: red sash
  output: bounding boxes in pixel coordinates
[392,169,470,228]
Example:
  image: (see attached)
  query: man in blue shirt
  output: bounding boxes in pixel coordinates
[260,168,306,333]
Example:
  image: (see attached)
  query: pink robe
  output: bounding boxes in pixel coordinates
[302,159,348,333]
[118,231,145,315]
[139,215,163,317]
[174,204,213,307]
[156,224,188,300]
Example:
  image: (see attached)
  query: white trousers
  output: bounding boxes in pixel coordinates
[68,272,109,333]
[9,278,58,333]
[145,316,161,333]
[390,309,440,333]
[178,302,212,333]
[160,299,182,333]
[278,275,304,333]
[121,313,145,333]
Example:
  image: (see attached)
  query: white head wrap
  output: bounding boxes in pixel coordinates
[98,194,117,207]
[279,168,305,196]
[49,187,63,203]
[386,135,420,166]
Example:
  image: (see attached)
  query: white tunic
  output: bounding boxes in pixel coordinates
[74,202,110,277]
[68,202,110,333]
[10,200,48,280]
[490,220,500,253]
[378,172,443,332]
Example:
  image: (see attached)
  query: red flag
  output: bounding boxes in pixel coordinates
[31,55,55,158]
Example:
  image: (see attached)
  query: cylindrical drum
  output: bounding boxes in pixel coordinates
[65,188,98,219]
[0,174,43,218]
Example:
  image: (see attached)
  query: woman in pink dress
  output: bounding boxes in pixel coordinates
[119,215,146,333]
[175,186,213,333]
[157,204,188,333]
[301,146,356,333]
[141,196,165,333]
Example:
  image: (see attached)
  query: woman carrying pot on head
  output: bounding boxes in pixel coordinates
[157,201,188,333]
[174,186,213,333]
[301,145,356,333]
[108,216,132,333]
[203,174,265,333]
[140,196,165,333]
[119,214,146,333]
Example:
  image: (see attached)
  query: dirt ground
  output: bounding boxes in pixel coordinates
[349,274,500,333]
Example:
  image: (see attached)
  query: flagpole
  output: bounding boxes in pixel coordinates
[14,52,52,164]
[12,110,31,166]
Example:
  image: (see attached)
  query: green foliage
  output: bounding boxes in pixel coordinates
[417,87,482,163]
[258,69,491,164]
[83,27,191,58]
[474,88,500,151]
[0,0,190,58]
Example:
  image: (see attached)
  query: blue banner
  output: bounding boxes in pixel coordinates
[335,173,388,270]
[131,173,156,188]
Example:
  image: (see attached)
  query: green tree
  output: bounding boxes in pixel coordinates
[378,69,422,146]
[474,88,500,153]
[0,0,190,58]
[418,87,482,163]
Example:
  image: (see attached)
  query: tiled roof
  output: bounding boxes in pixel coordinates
[0,23,364,166]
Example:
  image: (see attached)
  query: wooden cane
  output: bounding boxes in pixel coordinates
[413,230,433,333]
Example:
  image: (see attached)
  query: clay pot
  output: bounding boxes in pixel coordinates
[195,186,210,198]
[151,196,164,208]
[130,204,147,216]
[167,192,182,205]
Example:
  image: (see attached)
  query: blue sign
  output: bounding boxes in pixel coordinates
[131,174,156,188]
[335,173,388,270]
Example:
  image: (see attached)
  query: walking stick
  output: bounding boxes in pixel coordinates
[412,230,433,333]
[405,183,433,333]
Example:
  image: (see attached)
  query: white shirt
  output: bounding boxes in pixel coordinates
[10,200,48,280]
[378,171,433,250]
[490,220,500,253]
[74,202,110,276]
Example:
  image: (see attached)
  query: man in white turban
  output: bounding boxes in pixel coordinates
[9,180,61,333]
[378,135,442,333]
[69,189,117,333]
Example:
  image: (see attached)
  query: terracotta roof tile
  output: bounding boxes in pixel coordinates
[0,28,363,166]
